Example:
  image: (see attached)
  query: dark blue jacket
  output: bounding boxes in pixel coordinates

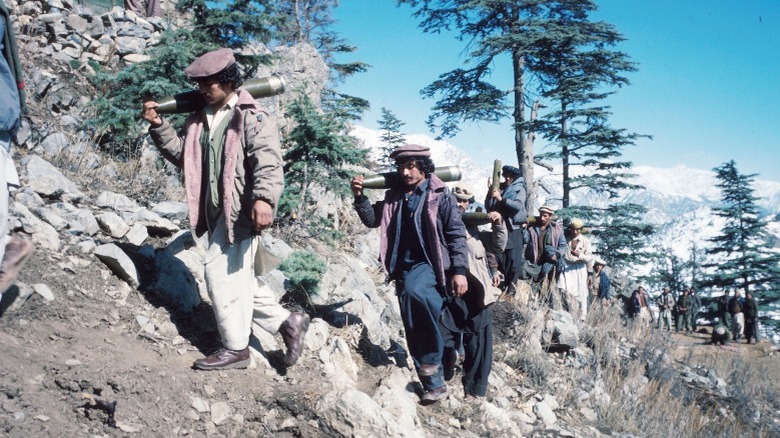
[1,10,22,136]
[598,270,611,299]
[485,177,527,231]
[354,174,468,288]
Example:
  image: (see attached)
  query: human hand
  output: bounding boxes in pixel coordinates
[251,199,274,231]
[142,99,162,127]
[487,211,502,224]
[351,175,364,198]
[452,274,468,297]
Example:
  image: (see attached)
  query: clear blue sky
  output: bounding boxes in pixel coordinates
[331,0,780,182]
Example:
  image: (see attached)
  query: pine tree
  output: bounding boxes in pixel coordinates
[645,245,687,295]
[279,95,367,240]
[585,203,654,272]
[532,0,646,209]
[703,161,780,310]
[398,0,569,212]
[376,107,406,169]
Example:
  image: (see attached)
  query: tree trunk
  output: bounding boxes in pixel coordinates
[561,102,569,208]
[512,49,536,213]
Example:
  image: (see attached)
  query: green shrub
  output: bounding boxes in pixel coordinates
[279,250,327,298]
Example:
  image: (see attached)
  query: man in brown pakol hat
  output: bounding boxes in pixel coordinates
[142,48,309,370]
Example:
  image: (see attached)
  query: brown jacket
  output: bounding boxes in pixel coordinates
[149,89,283,244]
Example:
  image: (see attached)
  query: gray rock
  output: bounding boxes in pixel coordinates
[303,318,330,352]
[210,402,232,426]
[124,223,148,245]
[580,407,597,422]
[62,207,100,236]
[114,36,145,56]
[95,212,130,238]
[135,315,155,334]
[38,12,63,23]
[534,400,557,426]
[95,191,140,213]
[32,284,55,301]
[371,368,423,437]
[14,187,44,209]
[94,243,139,287]
[190,396,209,413]
[319,337,358,389]
[39,132,70,156]
[66,14,89,33]
[22,155,83,201]
[123,53,150,63]
[316,389,402,437]
[151,201,188,221]
[543,310,580,349]
[315,254,392,351]
[132,208,179,235]
[14,119,32,147]
[481,402,527,435]
[32,206,67,230]
[76,239,97,253]
[9,202,61,250]
[261,233,294,259]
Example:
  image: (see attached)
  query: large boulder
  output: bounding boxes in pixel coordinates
[21,155,83,201]
[542,310,580,350]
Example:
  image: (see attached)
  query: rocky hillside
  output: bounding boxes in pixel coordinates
[1,2,779,437]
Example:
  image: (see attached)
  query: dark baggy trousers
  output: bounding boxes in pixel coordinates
[396,263,445,391]
[442,318,493,397]
[496,227,524,293]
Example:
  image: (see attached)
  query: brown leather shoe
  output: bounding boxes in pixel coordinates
[0,236,34,293]
[193,347,250,370]
[280,312,310,366]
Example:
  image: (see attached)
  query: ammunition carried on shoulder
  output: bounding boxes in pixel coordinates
[361,165,462,189]
[461,212,491,226]
[155,76,287,114]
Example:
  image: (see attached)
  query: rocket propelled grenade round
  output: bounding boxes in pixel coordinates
[361,165,462,189]
[460,212,491,226]
[155,76,287,114]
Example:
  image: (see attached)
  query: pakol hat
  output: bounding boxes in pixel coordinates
[184,48,235,79]
[502,165,522,178]
[389,144,431,160]
[452,182,475,201]
[539,205,555,215]
[569,218,584,230]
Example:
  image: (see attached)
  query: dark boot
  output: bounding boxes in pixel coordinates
[280,312,310,366]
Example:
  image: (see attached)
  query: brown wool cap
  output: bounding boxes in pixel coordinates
[452,182,475,201]
[184,48,235,79]
[389,144,431,160]
[539,205,555,215]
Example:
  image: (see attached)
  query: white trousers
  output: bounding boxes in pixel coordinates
[204,217,290,350]
[561,262,589,321]
[731,312,745,339]
[0,132,20,263]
